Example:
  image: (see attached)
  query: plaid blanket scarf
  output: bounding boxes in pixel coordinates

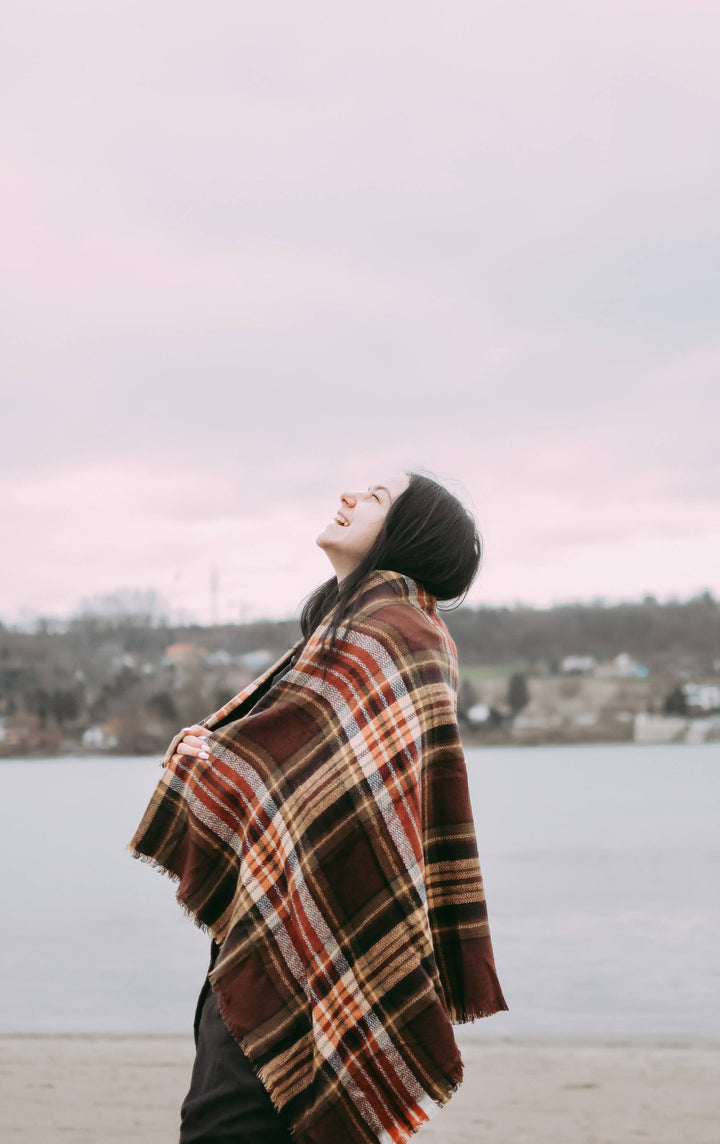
[129,570,507,1143]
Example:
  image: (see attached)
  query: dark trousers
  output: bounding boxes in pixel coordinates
[179,946,295,1144]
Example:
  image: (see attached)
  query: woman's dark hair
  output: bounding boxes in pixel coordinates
[300,472,482,644]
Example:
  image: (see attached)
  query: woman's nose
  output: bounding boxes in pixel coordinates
[340,491,357,507]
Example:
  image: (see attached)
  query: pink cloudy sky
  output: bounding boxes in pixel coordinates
[3,1,719,623]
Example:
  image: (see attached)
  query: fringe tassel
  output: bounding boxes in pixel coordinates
[213,984,300,1136]
[451,1005,508,1023]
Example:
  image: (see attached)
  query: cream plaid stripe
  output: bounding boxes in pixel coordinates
[130,570,507,1144]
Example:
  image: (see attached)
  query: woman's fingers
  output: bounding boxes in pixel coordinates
[177,726,212,759]
[177,741,211,759]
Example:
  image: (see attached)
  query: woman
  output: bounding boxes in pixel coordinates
[130,472,507,1144]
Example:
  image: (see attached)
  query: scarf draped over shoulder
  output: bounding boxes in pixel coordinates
[129,569,507,1144]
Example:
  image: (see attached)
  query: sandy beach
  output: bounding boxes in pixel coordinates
[1,1034,718,1144]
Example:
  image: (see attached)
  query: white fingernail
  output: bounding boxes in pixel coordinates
[199,751,209,759]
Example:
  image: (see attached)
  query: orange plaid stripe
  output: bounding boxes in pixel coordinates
[130,570,507,1144]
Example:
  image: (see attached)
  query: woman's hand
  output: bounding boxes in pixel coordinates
[176,724,212,760]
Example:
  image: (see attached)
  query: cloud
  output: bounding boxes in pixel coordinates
[3,1,719,616]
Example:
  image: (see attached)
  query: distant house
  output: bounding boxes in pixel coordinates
[560,655,597,676]
[162,643,208,689]
[465,703,504,730]
[634,713,688,744]
[595,653,648,679]
[206,649,233,667]
[240,649,274,673]
[82,725,118,750]
[466,703,492,726]
[634,711,720,744]
[163,643,207,667]
[683,683,720,715]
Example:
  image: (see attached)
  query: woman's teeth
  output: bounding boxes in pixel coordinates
[335,515,349,526]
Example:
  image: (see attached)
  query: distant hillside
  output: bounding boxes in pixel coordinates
[0,591,717,755]
[443,591,719,674]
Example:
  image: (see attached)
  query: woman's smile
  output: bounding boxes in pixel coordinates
[317,474,410,581]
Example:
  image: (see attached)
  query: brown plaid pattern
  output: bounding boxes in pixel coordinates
[130,570,507,1144]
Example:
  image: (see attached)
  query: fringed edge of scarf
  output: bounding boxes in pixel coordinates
[449,1004,509,1023]
[212,968,467,1144]
[211,983,303,1140]
[129,841,478,1144]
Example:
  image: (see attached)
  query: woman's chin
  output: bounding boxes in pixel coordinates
[316,524,343,550]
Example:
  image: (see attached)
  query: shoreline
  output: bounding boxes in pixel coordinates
[3,1030,719,1044]
[2,735,719,762]
[2,1034,718,1144]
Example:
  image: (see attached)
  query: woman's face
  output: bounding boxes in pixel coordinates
[317,473,410,581]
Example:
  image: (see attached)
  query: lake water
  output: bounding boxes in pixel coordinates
[0,744,717,1038]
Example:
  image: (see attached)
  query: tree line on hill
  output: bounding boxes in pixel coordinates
[442,590,719,674]
[0,589,717,754]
